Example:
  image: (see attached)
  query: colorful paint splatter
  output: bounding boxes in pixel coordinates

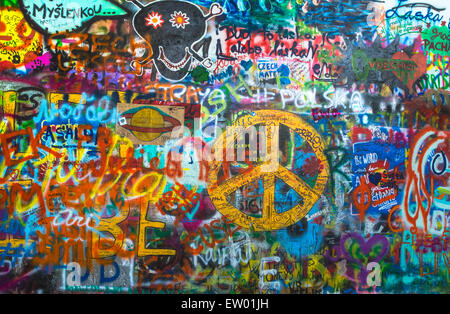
[0,0,448,295]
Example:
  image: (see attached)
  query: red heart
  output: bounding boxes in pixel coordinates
[391,52,427,91]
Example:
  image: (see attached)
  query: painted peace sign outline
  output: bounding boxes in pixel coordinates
[207,110,330,231]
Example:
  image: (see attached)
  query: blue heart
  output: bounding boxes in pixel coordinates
[368,173,382,186]
[240,60,253,71]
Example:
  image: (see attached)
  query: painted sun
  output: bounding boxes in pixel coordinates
[145,11,164,29]
[169,11,190,29]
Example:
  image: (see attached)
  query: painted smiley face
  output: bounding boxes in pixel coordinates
[130,0,223,81]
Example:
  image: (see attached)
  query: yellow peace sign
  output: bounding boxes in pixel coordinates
[207,110,329,231]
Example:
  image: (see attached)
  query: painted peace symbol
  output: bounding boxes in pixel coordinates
[207,110,330,231]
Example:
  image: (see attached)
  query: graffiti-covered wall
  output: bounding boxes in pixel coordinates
[0,0,448,294]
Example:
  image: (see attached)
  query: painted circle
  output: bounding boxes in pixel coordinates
[130,108,164,141]
[207,110,330,231]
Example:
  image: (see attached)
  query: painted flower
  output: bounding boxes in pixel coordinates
[145,11,164,29]
[169,11,190,29]
[301,156,324,178]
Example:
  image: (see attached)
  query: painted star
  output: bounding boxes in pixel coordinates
[145,12,164,29]
[169,11,190,29]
